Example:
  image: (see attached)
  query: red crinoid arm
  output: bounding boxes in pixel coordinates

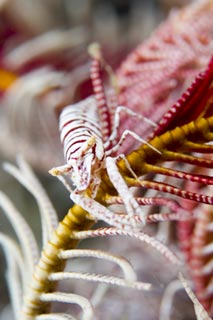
[162,151,213,167]
[116,1,213,134]
[152,55,213,138]
[141,163,213,185]
[89,44,112,143]
[189,205,213,317]
[106,195,182,211]
[106,195,190,222]
[126,178,213,205]
[117,110,213,209]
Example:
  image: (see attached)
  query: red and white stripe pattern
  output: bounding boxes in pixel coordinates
[59,96,104,190]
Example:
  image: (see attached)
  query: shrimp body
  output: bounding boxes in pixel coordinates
[50,46,155,228]
[59,96,105,191]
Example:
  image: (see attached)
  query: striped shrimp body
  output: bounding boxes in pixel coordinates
[58,95,105,192]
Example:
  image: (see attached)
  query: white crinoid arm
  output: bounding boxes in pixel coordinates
[4,28,88,70]
[40,247,151,320]
[0,233,25,320]
[179,273,212,320]
[0,191,38,281]
[38,293,94,320]
[72,227,182,266]
[3,156,58,244]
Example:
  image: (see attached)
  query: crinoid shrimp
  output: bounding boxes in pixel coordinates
[50,43,159,229]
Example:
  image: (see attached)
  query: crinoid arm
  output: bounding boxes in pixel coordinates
[2,159,175,319]
[38,293,94,320]
[0,233,25,319]
[159,273,213,320]
[116,114,213,208]
[71,191,137,230]
[4,155,58,244]
[159,279,184,320]
[72,227,181,266]
[1,156,187,320]
[0,190,39,320]
[36,313,78,320]
[179,273,212,320]
[105,156,148,226]
[0,191,39,277]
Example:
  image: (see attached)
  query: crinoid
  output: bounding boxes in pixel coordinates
[51,49,213,319]
[0,4,213,320]
[116,0,213,145]
[0,50,209,320]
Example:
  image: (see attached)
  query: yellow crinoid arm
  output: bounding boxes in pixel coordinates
[21,204,94,319]
[117,115,213,180]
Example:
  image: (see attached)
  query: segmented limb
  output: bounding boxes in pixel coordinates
[104,105,157,152]
[105,156,147,226]
[107,128,160,156]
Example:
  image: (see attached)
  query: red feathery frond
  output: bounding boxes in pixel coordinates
[116,0,213,137]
